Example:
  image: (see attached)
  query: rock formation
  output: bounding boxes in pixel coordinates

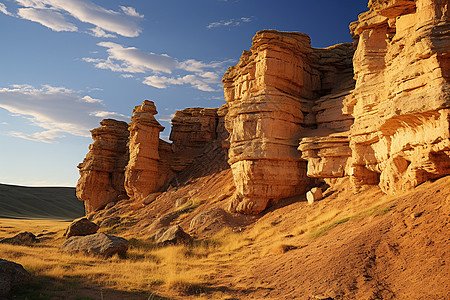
[76,0,449,217]
[165,107,221,172]
[222,30,356,214]
[76,119,129,214]
[77,100,229,212]
[124,100,165,202]
[344,0,450,193]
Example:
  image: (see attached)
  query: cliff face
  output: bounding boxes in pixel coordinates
[345,0,449,193]
[222,30,356,213]
[77,0,449,216]
[76,119,129,214]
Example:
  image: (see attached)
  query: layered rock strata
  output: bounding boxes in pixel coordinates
[76,119,129,214]
[124,100,165,202]
[344,0,450,193]
[223,30,321,214]
[167,107,220,172]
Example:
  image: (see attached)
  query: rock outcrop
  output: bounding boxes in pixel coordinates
[165,107,221,172]
[222,30,357,214]
[222,31,315,214]
[76,119,129,214]
[124,100,165,202]
[344,0,450,193]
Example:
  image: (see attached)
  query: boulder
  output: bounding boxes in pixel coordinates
[0,232,38,245]
[62,233,130,258]
[306,187,323,204]
[65,217,99,238]
[155,225,193,246]
[0,258,31,296]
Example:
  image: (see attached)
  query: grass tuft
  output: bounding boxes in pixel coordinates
[310,217,351,239]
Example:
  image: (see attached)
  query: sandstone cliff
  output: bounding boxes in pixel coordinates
[76,119,129,214]
[77,0,449,216]
[344,0,450,193]
[222,30,356,213]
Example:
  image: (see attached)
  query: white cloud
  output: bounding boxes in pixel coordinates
[0,122,8,125]
[91,111,128,119]
[157,114,175,123]
[207,16,253,29]
[18,8,78,32]
[9,129,66,144]
[82,95,102,103]
[83,42,235,92]
[88,27,116,38]
[0,2,13,16]
[143,74,218,92]
[14,0,142,37]
[120,6,143,18]
[0,84,129,143]
[93,42,178,74]
[120,74,134,78]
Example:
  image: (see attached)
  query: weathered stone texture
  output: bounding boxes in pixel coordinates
[124,100,165,202]
[76,119,129,214]
[345,0,450,193]
[223,30,318,214]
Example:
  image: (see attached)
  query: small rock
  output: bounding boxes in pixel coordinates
[155,225,193,246]
[143,192,162,205]
[306,187,323,204]
[0,232,38,245]
[65,218,99,238]
[0,259,31,296]
[62,233,130,258]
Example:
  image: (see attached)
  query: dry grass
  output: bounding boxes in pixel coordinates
[0,219,239,299]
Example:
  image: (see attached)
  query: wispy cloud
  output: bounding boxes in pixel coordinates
[88,27,117,38]
[0,84,129,143]
[17,8,78,32]
[0,2,13,16]
[3,0,143,37]
[207,17,252,29]
[83,42,234,92]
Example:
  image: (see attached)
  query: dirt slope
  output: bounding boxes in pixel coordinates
[209,176,450,299]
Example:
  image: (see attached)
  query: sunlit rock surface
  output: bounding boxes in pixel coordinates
[345,0,450,193]
[76,119,129,214]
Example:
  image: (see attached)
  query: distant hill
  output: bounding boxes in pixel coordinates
[0,183,84,220]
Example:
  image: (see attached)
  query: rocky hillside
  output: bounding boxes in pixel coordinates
[70,0,448,298]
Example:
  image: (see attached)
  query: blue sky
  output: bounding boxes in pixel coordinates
[0,0,368,187]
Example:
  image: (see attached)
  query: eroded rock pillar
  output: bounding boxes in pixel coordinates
[76,119,129,214]
[124,100,164,202]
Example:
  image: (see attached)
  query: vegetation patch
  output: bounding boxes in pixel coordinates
[310,217,351,239]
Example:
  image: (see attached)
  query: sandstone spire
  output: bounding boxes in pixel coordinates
[76,119,129,214]
[124,100,165,202]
